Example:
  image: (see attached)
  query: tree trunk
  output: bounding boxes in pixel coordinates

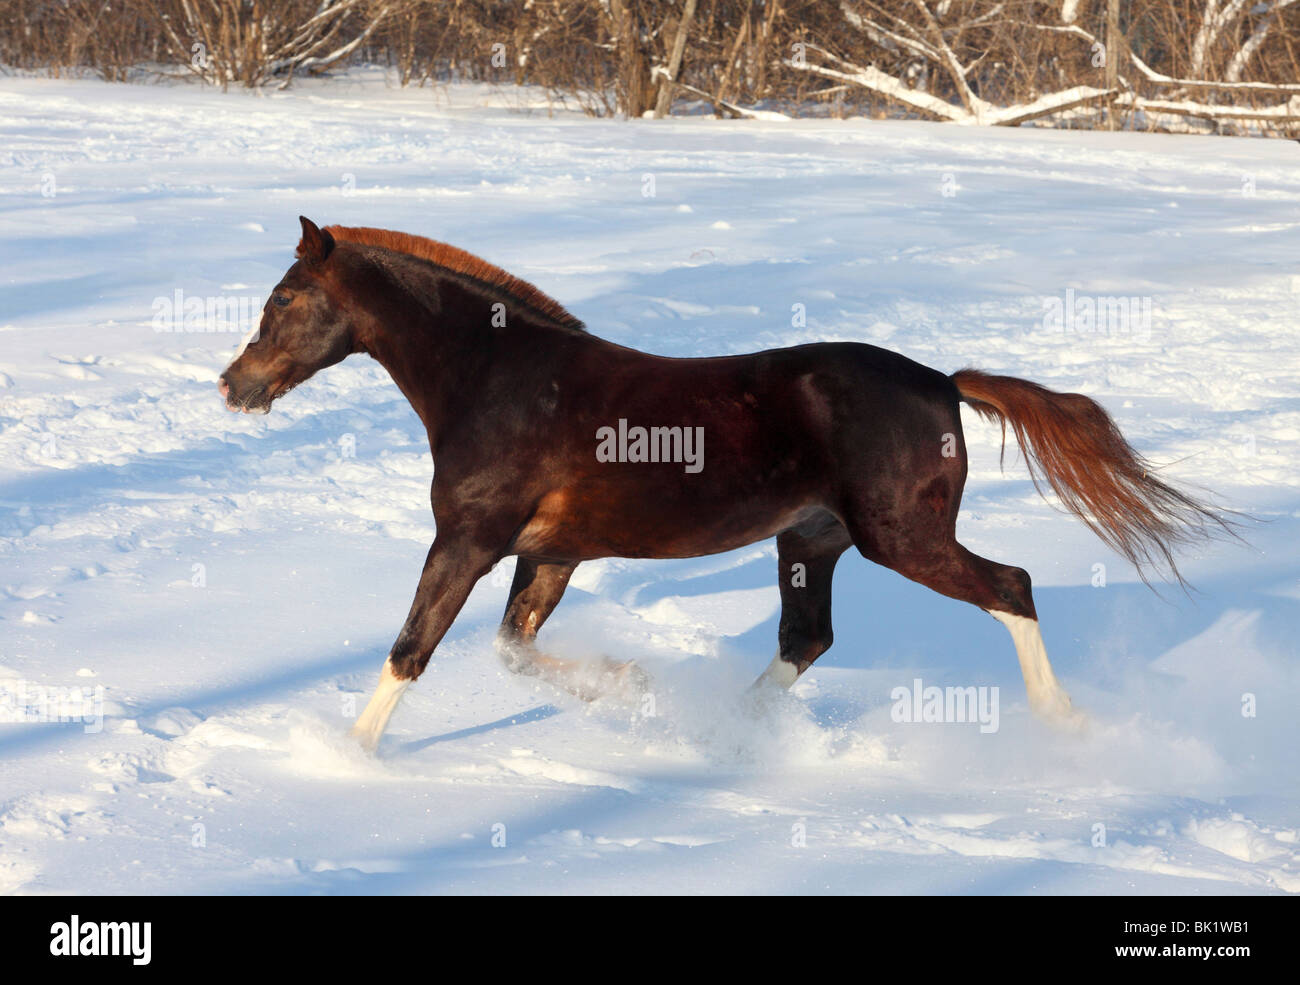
[1105,0,1121,128]
[653,0,698,118]
[608,0,656,117]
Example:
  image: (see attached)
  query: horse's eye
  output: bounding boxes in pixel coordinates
[273,294,291,307]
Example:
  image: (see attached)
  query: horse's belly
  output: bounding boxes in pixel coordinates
[510,485,822,560]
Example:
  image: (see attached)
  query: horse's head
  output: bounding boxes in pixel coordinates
[219,216,356,414]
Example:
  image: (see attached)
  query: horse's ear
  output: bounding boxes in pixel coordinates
[296,216,335,264]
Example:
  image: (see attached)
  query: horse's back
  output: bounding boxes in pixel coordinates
[506,339,967,560]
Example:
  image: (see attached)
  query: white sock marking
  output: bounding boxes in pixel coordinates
[757,653,800,689]
[350,658,409,753]
[988,610,1082,726]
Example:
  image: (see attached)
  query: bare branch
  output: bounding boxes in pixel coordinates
[783,46,967,122]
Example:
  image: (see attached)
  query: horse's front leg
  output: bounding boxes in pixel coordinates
[351,533,498,752]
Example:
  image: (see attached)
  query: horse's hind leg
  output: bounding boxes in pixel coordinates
[496,557,575,669]
[841,420,1081,727]
[496,557,646,700]
[908,541,1077,722]
[864,530,1082,726]
[754,515,852,689]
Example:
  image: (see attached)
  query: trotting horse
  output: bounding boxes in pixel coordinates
[219,217,1226,752]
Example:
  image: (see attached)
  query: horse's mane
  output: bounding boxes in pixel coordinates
[323,224,584,331]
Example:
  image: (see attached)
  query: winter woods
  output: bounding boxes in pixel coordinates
[3,1,1297,133]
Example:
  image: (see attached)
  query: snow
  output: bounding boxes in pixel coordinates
[1,70,1298,895]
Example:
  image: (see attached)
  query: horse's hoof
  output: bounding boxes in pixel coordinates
[349,724,380,754]
[615,659,651,696]
[1031,693,1089,734]
[596,657,650,699]
[1054,707,1090,734]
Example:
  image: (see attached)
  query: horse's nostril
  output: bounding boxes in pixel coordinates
[218,377,229,398]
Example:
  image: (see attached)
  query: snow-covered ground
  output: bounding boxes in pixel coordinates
[1,71,1298,895]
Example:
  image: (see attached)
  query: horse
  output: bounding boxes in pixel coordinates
[219,217,1227,752]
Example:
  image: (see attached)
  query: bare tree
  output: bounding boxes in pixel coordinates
[4,0,1298,134]
[149,0,397,89]
[653,0,698,117]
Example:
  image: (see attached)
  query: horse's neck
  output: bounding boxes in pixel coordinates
[358,272,567,449]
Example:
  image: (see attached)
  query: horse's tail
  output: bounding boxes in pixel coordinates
[951,368,1231,586]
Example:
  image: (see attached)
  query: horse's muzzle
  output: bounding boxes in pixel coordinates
[218,375,271,414]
